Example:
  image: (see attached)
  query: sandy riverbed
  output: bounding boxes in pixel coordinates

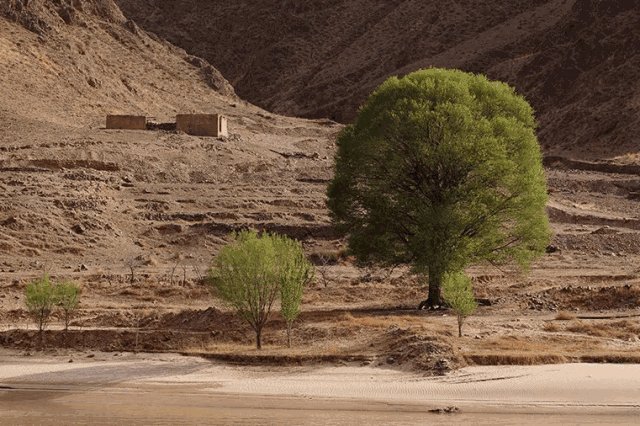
[0,351,639,424]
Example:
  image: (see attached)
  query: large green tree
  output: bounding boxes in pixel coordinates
[328,68,551,308]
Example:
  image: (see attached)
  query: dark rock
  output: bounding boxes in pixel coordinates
[591,226,618,235]
[545,245,559,254]
[428,406,459,414]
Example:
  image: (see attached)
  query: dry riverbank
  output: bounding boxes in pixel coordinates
[0,351,638,424]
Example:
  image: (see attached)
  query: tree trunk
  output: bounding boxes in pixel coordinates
[428,268,443,308]
[417,270,443,310]
[286,323,292,348]
[457,315,463,338]
[256,328,262,350]
[64,311,69,332]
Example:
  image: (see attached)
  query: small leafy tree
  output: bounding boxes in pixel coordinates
[442,272,477,337]
[55,281,81,331]
[25,275,57,336]
[328,68,551,308]
[209,230,280,349]
[277,236,314,347]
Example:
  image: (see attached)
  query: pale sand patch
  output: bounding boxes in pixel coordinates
[142,362,640,411]
[1,352,638,413]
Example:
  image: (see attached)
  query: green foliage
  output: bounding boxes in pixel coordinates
[55,281,81,331]
[25,275,57,333]
[442,272,477,337]
[327,68,551,307]
[209,230,313,349]
[278,237,314,347]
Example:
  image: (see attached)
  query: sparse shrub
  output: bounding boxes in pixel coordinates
[310,248,347,287]
[55,281,81,331]
[209,230,313,349]
[278,238,314,347]
[25,275,57,336]
[543,322,561,332]
[125,255,144,284]
[442,272,477,337]
[555,311,576,321]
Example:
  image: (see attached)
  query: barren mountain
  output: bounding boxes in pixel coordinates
[118,0,640,160]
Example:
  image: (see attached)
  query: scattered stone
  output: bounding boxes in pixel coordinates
[428,406,459,414]
[68,359,73,363]
[87,77,101,88]
[86,353,95,358]
[433,358,451,373]
[72,224,85,234]
[591,226,618,235]
[476,298,492,306]
[80,264,89,271]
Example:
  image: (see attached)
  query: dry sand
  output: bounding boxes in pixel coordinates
[0,352,638,424]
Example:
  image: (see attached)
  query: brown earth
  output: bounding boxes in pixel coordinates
[1,0,640,374]
[117,0,640,160]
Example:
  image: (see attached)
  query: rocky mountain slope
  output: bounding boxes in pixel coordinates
[0,0,235,129]
[118,0,640,160]
[0,0,339,277]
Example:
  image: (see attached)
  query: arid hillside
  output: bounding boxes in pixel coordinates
[0,0,235,128]
[118,0,640,160]
[0,0,339,277]
[1,0,640,371]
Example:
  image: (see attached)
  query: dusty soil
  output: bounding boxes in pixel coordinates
[118,0,640,161]
[1,0,640,375]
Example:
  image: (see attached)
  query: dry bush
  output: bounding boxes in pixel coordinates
[543,322,561,332]
[566,320,640,340]
[555,311,577,321]
[308,248,348,265]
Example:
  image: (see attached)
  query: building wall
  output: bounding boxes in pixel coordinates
[106,115,147,130]
[176,114,228,137]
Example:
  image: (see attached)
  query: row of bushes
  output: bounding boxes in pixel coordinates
[24,230,477,350]
[25,275,81,333]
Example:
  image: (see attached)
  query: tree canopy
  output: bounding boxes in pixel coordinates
[327,68,551,307]
[209,230,312,349]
